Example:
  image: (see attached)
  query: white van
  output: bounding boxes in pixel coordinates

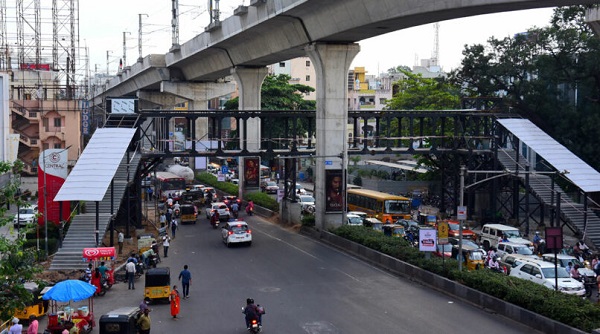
[479,223,533,251]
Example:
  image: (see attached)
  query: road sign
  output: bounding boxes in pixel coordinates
[437,221,449,244]
[457,206,467,220]
[325,160,332,165]
[221,166,229,174]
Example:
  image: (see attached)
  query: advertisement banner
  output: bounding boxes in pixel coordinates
[325,169,344,212]
[81,100,90,135]
[38,149,71,225]
[419,228,437,252]
[243,157,260,188]
[82,247,116,262]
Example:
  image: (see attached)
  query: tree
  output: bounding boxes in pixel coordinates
[387,70,461,110]
[450,5,600,169]
[0,161,43,321]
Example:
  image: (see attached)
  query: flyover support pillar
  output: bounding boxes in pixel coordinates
[231,66,268,199]
[306,43,360,230]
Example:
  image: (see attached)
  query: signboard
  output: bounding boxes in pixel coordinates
[82,247,116,262]
[419,228,437,252]
[107,97,138,114]
[325,160,332,165]
[457,206,467,220]
[38,149,71,225]
[217,172,225,182]
[437,221,449,245]
[221,166,229,174]
[277,189,284,203]
[545,227,563,250]
[325,169,343,212]
[81,100,90,135]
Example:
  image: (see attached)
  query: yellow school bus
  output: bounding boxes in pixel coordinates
[347,189,411,223]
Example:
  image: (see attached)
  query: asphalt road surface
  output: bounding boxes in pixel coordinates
[41,213,539,334]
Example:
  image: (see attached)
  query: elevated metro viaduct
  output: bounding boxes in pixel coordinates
[88,0,600,232]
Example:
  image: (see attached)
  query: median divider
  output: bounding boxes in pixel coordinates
[301,227,589,334]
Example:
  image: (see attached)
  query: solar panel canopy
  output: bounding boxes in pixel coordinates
[54,128,136,201]
[498,118,600,193]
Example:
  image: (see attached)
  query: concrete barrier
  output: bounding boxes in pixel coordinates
[302,227,589,334]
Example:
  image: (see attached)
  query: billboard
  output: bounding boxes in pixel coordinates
[38,149,71,225]
[107,97,138,114]
[325,169,344,212]
[243,157,260,188]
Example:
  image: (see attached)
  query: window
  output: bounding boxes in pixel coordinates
[54,118,61,127]
[306,60,310,67]
[305,75,310,81]
[279,62,285,67]
[54,143,62,149]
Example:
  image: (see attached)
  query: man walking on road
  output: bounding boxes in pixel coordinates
[163,235,171,258]
[126,259,136,290]
[178,265,192,299]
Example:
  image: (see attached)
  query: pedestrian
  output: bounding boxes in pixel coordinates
[163,235,171,258]
[27,315,38,334]
[84,263,92,282]
[118,230,124,254]
[166,209,172,226]
[146,187,153,202]
[171,219,178,238]
[126,259,136,290]
[170,285,180,319]
[159,212,166,227]
[136,308,151,334]
[178,265,192,299]
[91,268,102,295]
[139,297,150,313]
[8,318,22,334]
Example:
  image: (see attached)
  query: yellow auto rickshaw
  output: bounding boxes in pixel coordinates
[14,282,50,321]
[179,203,197,225]
[453,245,485,271]
[144,267,171,303]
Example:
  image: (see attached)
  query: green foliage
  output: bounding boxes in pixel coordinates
[353,175,362,186]
[300,214,315,227]
[449,5,600,170]
[387,70,461,110]
[331,225,600,332]
[244,192,279,212]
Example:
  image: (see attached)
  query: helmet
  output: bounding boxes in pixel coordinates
[246,298,254,305]
[535,231,540,235]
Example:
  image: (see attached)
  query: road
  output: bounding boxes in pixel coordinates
[40,212,539,334]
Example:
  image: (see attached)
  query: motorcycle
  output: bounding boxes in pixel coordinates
[246,206,254,216]
[242,306,264,333]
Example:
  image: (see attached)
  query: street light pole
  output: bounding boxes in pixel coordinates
[458,166,465,272]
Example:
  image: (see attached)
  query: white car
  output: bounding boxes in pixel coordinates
[509,258,585,296]
[496,242,536,258]
[221,221,252,247]
[345,214,364,226]
[13,205,38,228]
[297,195,315,213]
[205,202,230,221]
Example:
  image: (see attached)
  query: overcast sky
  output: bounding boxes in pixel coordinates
[79,1,555,76]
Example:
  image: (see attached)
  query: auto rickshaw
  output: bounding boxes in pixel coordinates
[179,203,198,225]
[99,306,140,334]
[14,282,50,321]
[144,267,171,303]
[452,244,485,270]
[182,189,204,207]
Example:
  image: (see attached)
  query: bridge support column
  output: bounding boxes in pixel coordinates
[306,43,360,230]
[231,66,269,198]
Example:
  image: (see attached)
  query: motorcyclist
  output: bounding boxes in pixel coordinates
[243,298,262,330]
[173,201,181,213]
[571,264,581,280]
[231,202,239,218]
[167,194,174,208]
[246,200,254,215]
[488,255,503,273]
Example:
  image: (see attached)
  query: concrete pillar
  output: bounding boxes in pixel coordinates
[231,66,268,199]
[306,43,360,230]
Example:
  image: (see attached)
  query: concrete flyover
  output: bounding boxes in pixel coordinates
[93,0,598,103]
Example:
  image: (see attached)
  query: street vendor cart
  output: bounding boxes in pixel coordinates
[42,280,96,334]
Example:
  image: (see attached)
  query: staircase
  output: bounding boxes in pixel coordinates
[497,149,600,248]
[50,115,142,271]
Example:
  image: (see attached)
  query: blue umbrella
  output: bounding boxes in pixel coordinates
[42,280,97,302]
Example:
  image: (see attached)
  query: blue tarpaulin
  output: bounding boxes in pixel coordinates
[42,279,96,302]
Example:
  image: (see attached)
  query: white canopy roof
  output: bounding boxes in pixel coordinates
[498,118,600,193]
[55,128,136,201]
[365,160,428,173]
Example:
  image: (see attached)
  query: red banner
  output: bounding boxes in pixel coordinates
[82,247,116,261]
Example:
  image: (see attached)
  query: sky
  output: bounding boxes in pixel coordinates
[79,1,556,76]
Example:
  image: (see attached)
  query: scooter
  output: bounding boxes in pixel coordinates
[246,206,254,216]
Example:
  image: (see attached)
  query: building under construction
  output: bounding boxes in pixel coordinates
[0,0,84,174]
